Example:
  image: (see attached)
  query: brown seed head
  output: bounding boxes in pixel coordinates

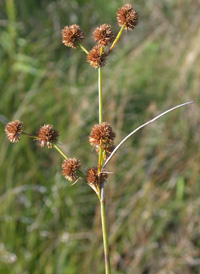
[117,4,138,30]
[62,158,81,181]
[5,120,23,143]
[89,122,116,152]
[37,124,59,148]
[62,24,84,48]
[86,167,108,187]
[87,45,108,68]
[86,167,98,186]
[93,24,115,46]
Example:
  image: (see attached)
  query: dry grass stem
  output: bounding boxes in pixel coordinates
[103,101,195,168]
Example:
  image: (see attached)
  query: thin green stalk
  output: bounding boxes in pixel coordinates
[109,24,125,53]
[98,146,103,172]
[102,150,106,166]
[100,183,111,274]
[97,59,111,274]
[98,67,103,124]
[23,134,86,178]
[22,131,38,139]
[53,144,68,159]
[53,144,86,179]
[98,66,103,173]
[78,42,89,54]
[76,169,87,179]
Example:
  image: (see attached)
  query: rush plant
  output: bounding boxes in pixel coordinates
[4,4,194,274]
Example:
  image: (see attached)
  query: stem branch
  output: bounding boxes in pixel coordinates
[109,24,125,53]
[53,144,68,159]
[98,67,103,124]
[22,132,38,139]
[78,42,89,54]
[53,144,86,179]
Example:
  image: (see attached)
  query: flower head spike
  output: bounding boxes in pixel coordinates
[89,122,116,152]
[62,158,81,181]
[86,167,108,188]
[62,24,84,48]
[87,45,108,68]
[117,3,138,30]
[37,124,59,148]
[93,24,115,46]
[5,120,23,143]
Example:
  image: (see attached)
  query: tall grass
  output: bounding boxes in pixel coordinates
[0,0,199,273]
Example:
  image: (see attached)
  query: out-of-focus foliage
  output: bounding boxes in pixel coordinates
[0,0,199,273]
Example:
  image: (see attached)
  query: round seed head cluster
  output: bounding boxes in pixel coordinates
[87,45,108,68]
[93,24,115,46]
[62,158,81,181]
[89,122,116,152]
[117,3,138,30]
[86,167,108,187]
[37,124,59,148]
[62,24,84,48]
[5,120,23,143]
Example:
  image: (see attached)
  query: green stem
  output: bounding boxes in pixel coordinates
[98,146,103,172]
[76,169,86,179]
[98,67,103,124]
[23,134,85,178]
[100,183,111,274]
[78,42,89,54]
[22,132,38,139]
[102,150,106,165]
[53,144,86,179]
[53,144,68,159]
[98,67,104,173]
[109,24,125,53]
[97,64,110,274]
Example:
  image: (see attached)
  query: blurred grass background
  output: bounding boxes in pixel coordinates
[0,0,200,273]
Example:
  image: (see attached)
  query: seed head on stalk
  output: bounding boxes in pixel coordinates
[87,45,108,68]
[117,3,138,30]
[37,124,59,148]
[93,24,115,46]
[5,120,23,143]
[89,122,116,153]
[62,158,81,181]
[86,167,108,190]
[62,24,84,48]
